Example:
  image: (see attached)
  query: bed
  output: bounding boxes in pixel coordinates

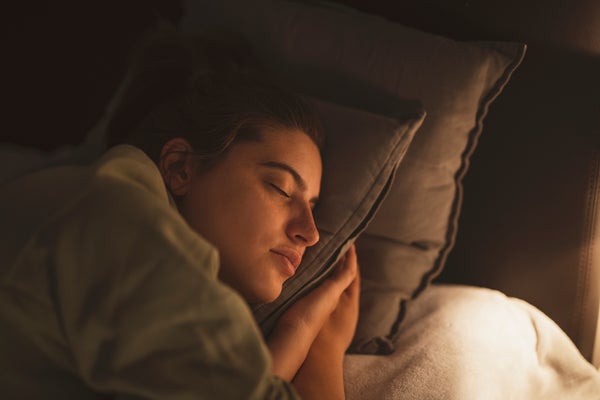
[2,0,600,398]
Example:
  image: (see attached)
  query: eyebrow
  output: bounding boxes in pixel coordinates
[260,161,319,205]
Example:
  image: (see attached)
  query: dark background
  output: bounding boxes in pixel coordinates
[3,0,600,359]
[2,1,182,149]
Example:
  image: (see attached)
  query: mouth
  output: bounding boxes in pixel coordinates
[270,248,302,277]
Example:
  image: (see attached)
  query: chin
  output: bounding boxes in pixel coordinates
[252,285,283,305]
[261,290,282,304]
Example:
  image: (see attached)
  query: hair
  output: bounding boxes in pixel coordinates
[106,27,323,168]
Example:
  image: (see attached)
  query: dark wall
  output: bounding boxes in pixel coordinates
[333,0,600,53]
[2,2,182,150]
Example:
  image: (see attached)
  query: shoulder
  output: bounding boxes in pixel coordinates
[89,144,169,203]
[39,145,221,278]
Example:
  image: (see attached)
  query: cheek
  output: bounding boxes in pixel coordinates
[178,179,231,241]
[230,185,279,235]
[185,179,270,242]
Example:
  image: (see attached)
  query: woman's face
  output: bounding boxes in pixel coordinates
[177,127,322,304]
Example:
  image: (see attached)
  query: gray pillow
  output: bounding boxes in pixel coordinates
[181,0,525,353]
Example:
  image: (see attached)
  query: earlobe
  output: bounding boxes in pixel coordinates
[159,138,195,196]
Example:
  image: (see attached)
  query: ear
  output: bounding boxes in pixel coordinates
[159,138,195,196]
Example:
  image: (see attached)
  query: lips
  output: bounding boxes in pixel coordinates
[270,247,302,273]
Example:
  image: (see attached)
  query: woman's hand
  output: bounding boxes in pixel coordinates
[267,244,359,381]
[292,245,360,400]
[310,244,360,353]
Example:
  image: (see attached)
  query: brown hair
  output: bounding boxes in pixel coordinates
[106,28,323,167]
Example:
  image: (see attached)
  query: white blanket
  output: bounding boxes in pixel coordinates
[344,284,600,400]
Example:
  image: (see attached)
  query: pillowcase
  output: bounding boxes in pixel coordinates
[181,0,526,353]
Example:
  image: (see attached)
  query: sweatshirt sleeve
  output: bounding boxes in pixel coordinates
[38,156,299,399]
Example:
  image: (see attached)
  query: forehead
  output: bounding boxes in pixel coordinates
[229,128,322,190]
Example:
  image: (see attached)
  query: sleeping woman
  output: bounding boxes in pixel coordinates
[0,30,359,399]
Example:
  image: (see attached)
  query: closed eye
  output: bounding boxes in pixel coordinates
[269,183,291,198]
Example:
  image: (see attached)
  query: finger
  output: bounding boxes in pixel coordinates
[341,247,360,298]
[320,244,358,297]
[346,244,358,275]
[351,244,359,282]
[331,257,355,289]
[337,245,358,284]
[346,271,360,300]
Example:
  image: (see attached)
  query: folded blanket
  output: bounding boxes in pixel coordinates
[344,284,600,400]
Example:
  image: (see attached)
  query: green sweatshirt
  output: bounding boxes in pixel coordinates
[0,144,298,399]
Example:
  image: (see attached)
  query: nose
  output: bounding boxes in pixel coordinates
[288,204,320,247]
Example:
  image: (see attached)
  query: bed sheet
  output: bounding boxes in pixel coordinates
[344,284,600,399]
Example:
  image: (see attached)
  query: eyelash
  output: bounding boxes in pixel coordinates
[269,183,291,199]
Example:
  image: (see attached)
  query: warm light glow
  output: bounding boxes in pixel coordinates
[563,0,600,55]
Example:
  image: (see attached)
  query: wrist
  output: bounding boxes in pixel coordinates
[293,340,345,400]
[308,334,347,362]
[312,325,352,355]
[267,319,316,381]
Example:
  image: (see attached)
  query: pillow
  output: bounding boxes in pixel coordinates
[181,0,525,353]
